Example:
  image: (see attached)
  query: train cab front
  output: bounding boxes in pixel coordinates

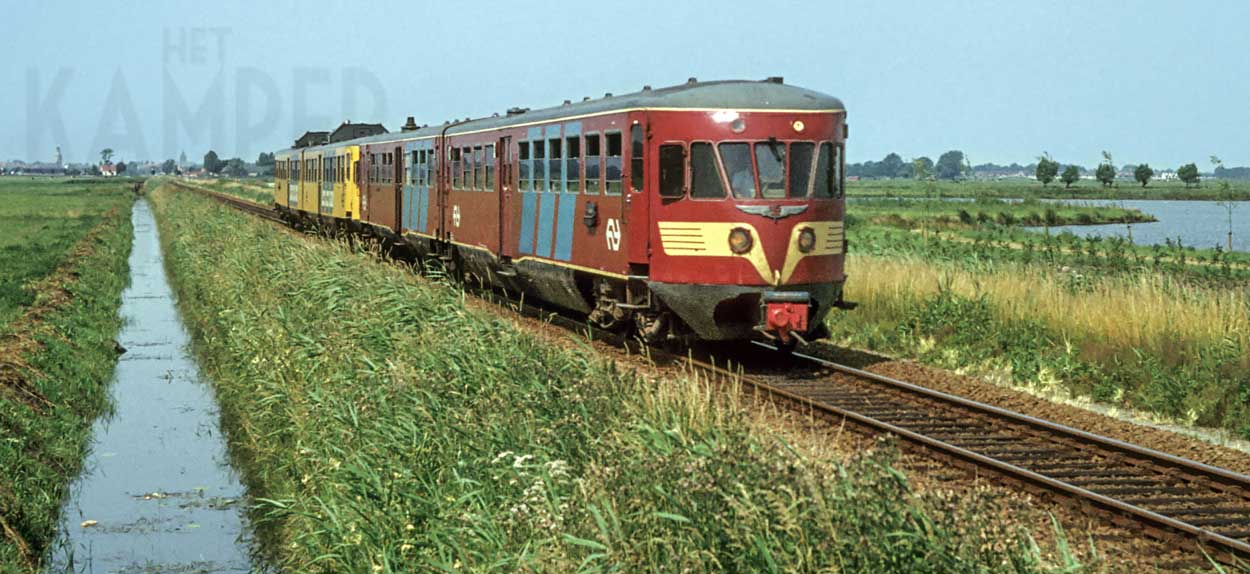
[644,106,849,346]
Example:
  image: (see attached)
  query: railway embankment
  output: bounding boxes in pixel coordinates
[0,181,135,571]
[148,182,1096,573]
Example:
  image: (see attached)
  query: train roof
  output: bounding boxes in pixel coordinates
[281,78,844,154]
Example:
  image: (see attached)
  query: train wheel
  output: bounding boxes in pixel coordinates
[634,311,670,344]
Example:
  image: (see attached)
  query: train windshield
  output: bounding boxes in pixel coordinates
[712,141,838,199]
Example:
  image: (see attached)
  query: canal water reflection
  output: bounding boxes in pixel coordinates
[45,199,254,573]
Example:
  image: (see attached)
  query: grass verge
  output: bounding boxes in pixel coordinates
[151,183,1089,573]
[0,184,134,572]
[829,254,1250,439]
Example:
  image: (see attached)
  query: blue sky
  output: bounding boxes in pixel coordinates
[4,1,1248,168]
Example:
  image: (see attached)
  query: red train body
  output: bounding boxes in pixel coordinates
[275,78,849,345]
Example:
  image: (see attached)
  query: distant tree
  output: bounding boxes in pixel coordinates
[1060,165,1079,188]
[912,157,933,180]
[1134,164,1154,187]
[161,159,177,174]
[203,150,224,174]
[86,164,101,176]
[1035,153,1059,186]
[256,152,275,167]
[1094,151,1116,187]
[116,161,127,174]
[879,153,905,179]
[935,150,965,180]
[100,148,114,164]
[179,151,188,166]
[224,158,248,177]
[1177,163,1200,188]
[1095,165,1115,187]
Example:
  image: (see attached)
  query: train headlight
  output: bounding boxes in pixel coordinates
[728,227,753,254]
[797,227,816,253]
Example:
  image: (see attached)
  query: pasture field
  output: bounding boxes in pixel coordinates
[0,179,134,572]
[0,178,136,332]
[849,177,1250,201]
[850,196,1154,229]
[150,183,1091,573]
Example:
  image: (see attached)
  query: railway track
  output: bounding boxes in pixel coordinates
[721,345,1250,565]
[167,181,284,224]
[177,179,1250,566]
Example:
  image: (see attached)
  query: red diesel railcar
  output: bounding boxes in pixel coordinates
[279,77,849,346]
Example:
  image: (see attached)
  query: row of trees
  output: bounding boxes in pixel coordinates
[1034,151,1206,189]
[851,149,1226,189]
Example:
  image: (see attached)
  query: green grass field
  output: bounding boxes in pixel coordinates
[0,178,135,572]
[150,182,1095,573]
[850,196,1154,229]
[0,178,135,331]
[849,177,1250,201]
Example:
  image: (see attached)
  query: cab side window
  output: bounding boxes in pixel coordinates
[658,144,685,198]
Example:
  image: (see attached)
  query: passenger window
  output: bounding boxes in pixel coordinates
[533,139,546,192]
[518,141,531,191]
[426,148,435,187]
[565,136,580,193]
[719,143,755,198]
[463,147,473,191]
[755,141,786,198]
[630,124,644,193]
[548,138,562,192]
[451,147,461,189]
[484,144,495,191]
[473,146,484,190]
[813,143,833,198]
[605,132,622,195]
[584,133,601,194]
[658,144,685,198]
[690,142,726,199]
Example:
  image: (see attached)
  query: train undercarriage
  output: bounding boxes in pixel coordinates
[275,205,845,347]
